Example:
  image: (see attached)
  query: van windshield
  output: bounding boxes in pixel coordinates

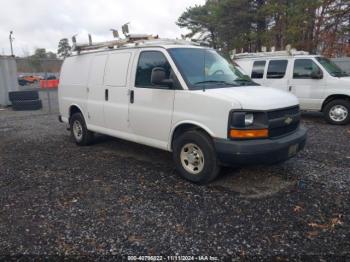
[316,57,349,77]
[168,48,258,90]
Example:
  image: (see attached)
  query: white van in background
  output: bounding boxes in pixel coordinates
[235,51,350,125]
[58,40,306,184]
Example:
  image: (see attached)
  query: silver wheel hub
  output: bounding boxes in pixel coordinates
[73,120,83,141]
[180,143,204,175]
[329,105,348,122]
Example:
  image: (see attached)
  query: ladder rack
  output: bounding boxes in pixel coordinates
[71,34,201,55]
[234,50,310,59]
[72,34,160,54]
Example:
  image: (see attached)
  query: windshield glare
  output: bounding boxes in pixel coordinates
[168,48,257,89]
[316,57,349,77]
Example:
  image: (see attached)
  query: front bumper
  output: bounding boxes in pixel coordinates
[214,126,307,166]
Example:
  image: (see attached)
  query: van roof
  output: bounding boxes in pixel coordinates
[235,54,322,61]
[233,50,321,60]
[69,39,208,57]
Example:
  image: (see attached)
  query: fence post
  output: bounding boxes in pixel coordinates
[47,89,52,113]
[44,71,52,114]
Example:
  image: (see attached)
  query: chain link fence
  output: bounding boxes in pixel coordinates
[16,58,62,114]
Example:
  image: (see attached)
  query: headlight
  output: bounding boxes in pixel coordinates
[245,113,254,126]
[230,112,255,127]
[229,111,269,139]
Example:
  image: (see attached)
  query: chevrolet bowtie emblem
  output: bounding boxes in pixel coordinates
[284,116,293,125]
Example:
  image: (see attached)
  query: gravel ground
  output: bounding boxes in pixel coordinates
[0,90,349,260]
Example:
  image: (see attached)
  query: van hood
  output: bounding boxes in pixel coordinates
[203,85,299,110]
[338,76,350,82]
[328,77,350,95]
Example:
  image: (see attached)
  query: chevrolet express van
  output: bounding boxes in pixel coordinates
[58,40,307,184]
[235,51,350,125]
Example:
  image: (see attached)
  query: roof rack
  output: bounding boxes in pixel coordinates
[72,34,159,53]
[71,34,200,54]
[234,50,309,59]
[124,38,200,47]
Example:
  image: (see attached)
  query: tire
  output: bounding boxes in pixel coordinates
[323,99,350,125]
[12,99,42,111]
[172,130,220,184]
[69,113,94,146]
[9,90,39,101]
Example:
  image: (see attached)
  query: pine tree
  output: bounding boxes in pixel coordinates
[57,38,71,58]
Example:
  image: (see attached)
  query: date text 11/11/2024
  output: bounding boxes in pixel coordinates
[127,255,219,261]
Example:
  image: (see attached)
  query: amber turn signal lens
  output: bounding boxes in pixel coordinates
[230,129,268,139]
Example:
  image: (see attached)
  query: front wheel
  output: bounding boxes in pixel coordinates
[323,99,350,125]
[172,130,220,184]
[69,113,94,145]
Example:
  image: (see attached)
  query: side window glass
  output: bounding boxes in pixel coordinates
[251,61,266,79]
[135,51,171,88]
[267,60,288,79]
[293,59,321,79]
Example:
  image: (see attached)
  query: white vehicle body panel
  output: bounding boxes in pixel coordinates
[87,54,107,127]
[235,55,350,111]
[59,45,300,152]
[103,51,133,133]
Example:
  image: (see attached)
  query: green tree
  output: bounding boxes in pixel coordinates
[176,3,220,48]
[177,0,350,56]
[28,48,58,72]
[57,38,71,58]
[46,51,57,59]
[33,48,48,58]
[28,48,47,72]
[215,0,256,52]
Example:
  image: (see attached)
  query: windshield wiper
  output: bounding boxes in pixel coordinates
[233,78,258,86]
[332,72,349,77]
[194,80,232,85]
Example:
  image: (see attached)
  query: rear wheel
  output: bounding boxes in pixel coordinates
[173,130,220,184]
[323,99,350,125]
[69,113,94,145]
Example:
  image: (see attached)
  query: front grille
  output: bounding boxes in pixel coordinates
[268,106,300,138]
[267,106,299,119]
[269,122,299,137]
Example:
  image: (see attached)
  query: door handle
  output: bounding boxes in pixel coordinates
[288,86,293,92]
[130,90,134,104]
[105,89,109,101]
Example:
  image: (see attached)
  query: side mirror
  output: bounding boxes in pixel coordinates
[151,67,173,87]
[311,70,323,79]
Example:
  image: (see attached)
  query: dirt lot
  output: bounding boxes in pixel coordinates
[0,90,349,260]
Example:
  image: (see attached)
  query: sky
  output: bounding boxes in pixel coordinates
[0,0,205,57]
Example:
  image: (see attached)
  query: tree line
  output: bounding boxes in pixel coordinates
[177,0,350,57]
[16,38,71,72]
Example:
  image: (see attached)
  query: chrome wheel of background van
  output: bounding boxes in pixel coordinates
[180,143,205,174]
[329,105,348,122]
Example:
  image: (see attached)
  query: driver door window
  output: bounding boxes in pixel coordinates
[290,59,325,110]
[135,51,171,88]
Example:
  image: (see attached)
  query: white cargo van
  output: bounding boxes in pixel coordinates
[58,40,307,184]
[235,51,350,125]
